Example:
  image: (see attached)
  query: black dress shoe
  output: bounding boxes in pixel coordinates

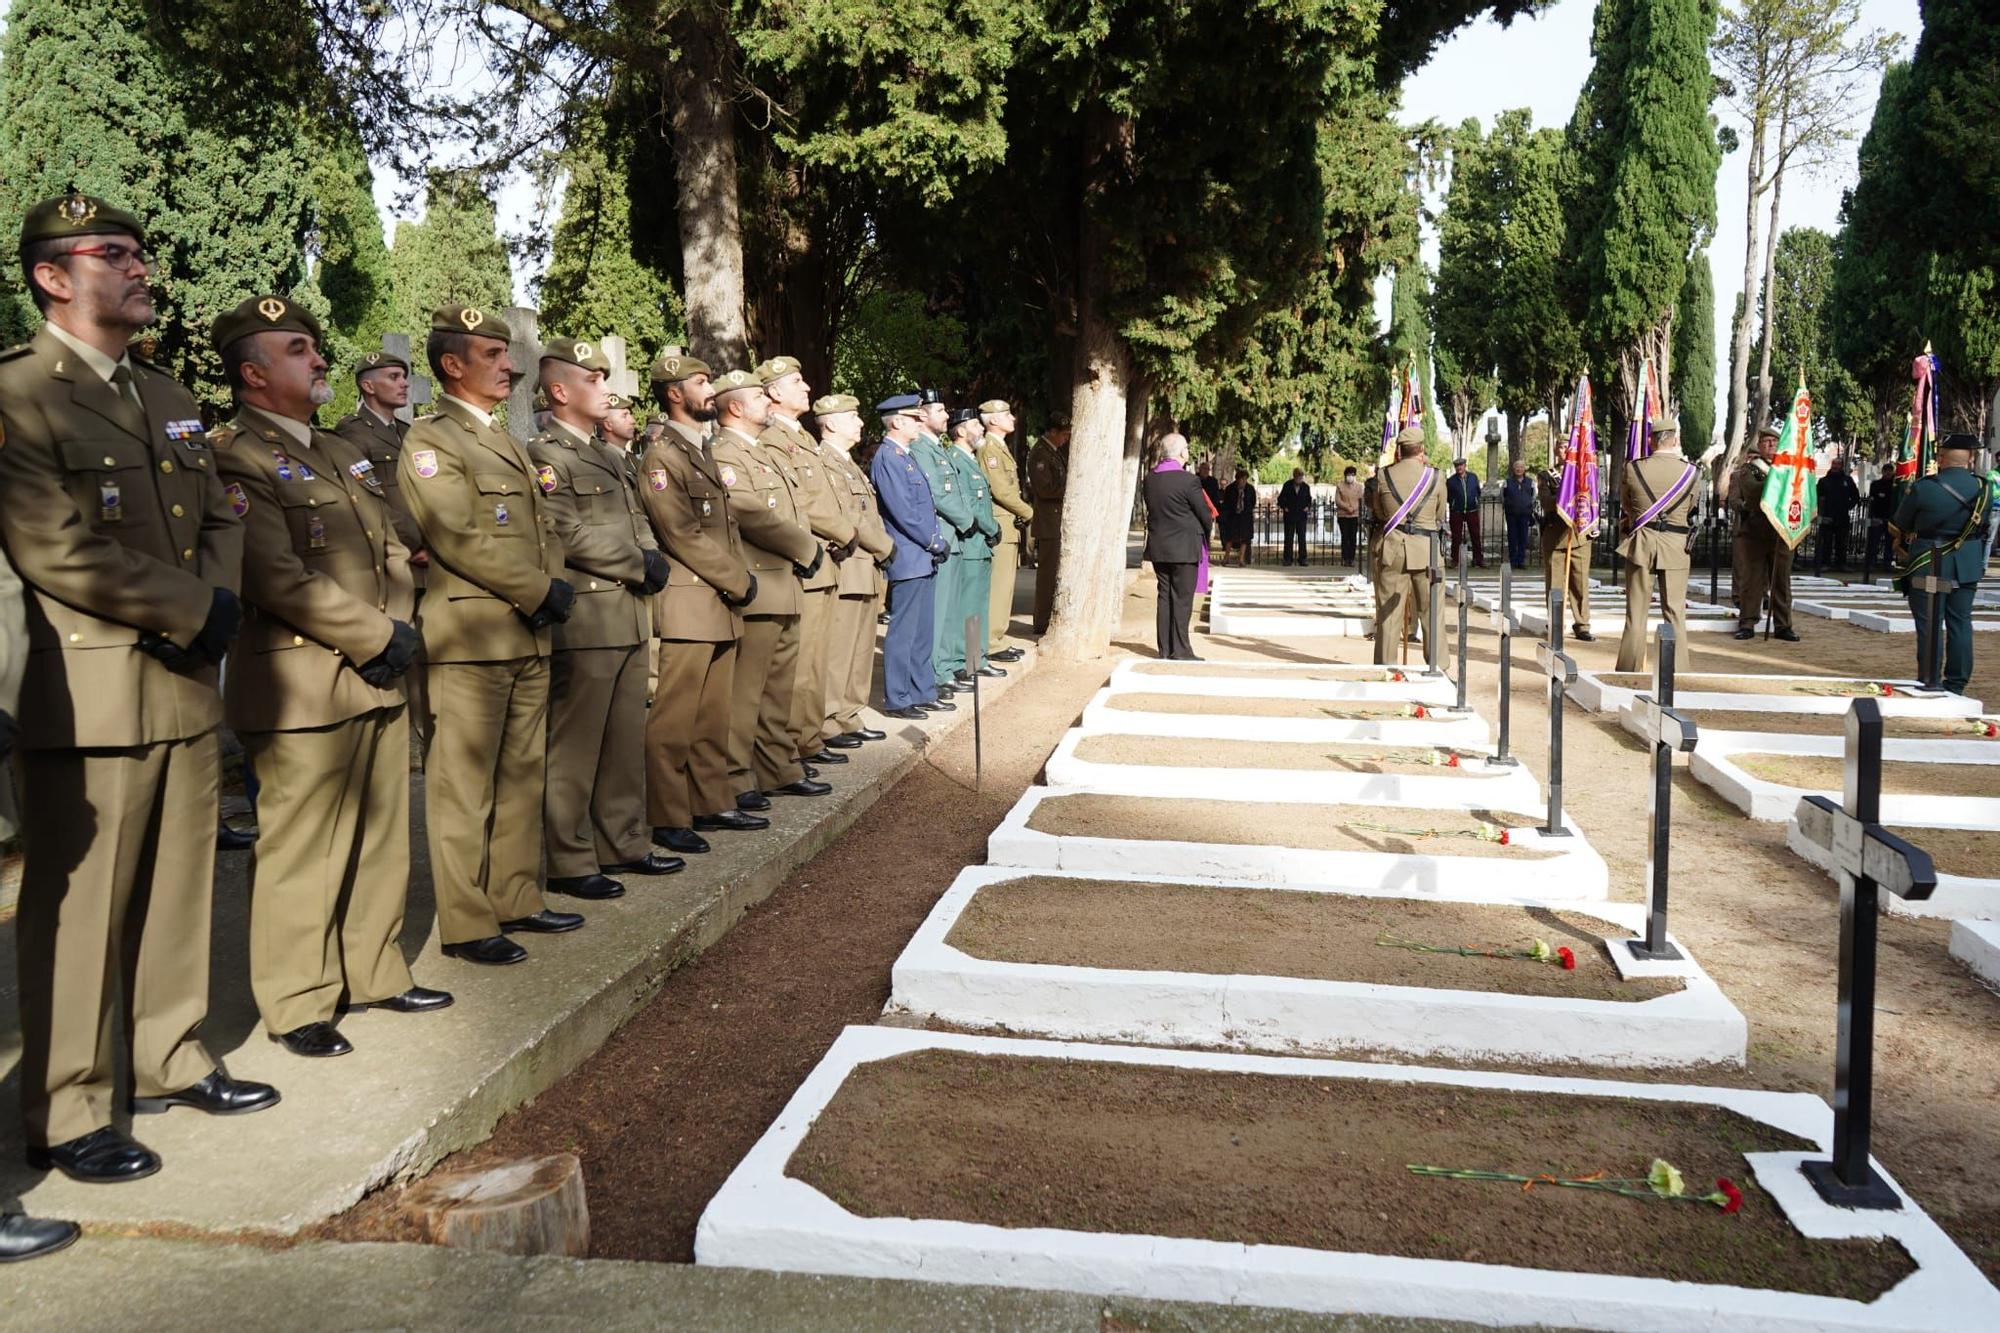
[943,679,974,694]
[1732,627,1757,640]
[801,763,819,779]
[923,698,957,712]
[275,1021,352,1058]
[216,821,258,851]
[653,826,711,854]
[881,707,926,720]
[990,648,1023,662]
[852,727,887,740]
[694,810,771,832]
[0,1213,80,1262]
[735,789,773,812]
[501,909,585,935]
[443,935,529,965]
[26,1126,160,1184]
[806,749,849,764]
[953,669,973,683]
[601,852,685,876]
[356,986,455,1013]
[547,873,625,900]
[1774,627,1801,642]
[1172,653,1206,662]
[132,1069,281,1117]
[1572,626,1595,642]
[976,665,1007,678]
[823,733,863,749]
[768,778,832,797]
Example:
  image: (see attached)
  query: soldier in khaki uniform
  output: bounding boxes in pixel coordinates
[0,193,278,1183]
[334,348,431,744]
[1614,422,1700,673]
[756,356,857,769]
[1370,428,1447,666]
[812,394,895,745]
[209,296,445,1059]
[1537,466,1595,641]
[977,399,1030,661]
[526,339,680,902]
[637,353,760,853]
[1731,424,1799,641]
[1028,421,1070,633]
[400,305,580,965]
[710,369,829,804]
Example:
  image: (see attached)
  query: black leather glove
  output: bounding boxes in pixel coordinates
[527,578,575,629]
[638,549,671,596]
[0,708,16,759]
[357,619,420,687]
[721,572,758,609]
[193,587,242,664]
[791,546,825,581]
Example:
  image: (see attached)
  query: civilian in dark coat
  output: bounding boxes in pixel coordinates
[1277,468,1312,565]
[1143,435,1214,660]
[1220,469,1258,564]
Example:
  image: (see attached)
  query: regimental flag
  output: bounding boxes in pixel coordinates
[1399,356,1425,434]
[1897,344,1940,490]
[1626,355,1663,460]
[1759,376,1818,550]
[1556,372,1600,531]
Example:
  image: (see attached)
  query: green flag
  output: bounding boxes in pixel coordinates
[1759,378,1817,550]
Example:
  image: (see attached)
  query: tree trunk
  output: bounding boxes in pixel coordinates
[1043,108,1135,663]
[1724,117,1766,472]
[1750,123,1790,433]
[668,10,749,369]
[1505,407,1523,467]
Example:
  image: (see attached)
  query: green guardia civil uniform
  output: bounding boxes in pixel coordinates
[910,432,975,685]
[947,439,1002,671]
[1892,462,1991,694]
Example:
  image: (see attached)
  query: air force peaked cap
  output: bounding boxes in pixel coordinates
[875,393,921,414]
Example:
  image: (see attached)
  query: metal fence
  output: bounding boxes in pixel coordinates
[1209,493,1885,580]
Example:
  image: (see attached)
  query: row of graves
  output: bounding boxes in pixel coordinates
[1690,573,2000,637]
[692,563,2000,1328]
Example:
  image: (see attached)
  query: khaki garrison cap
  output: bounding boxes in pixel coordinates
[1394,426,1426,449]
[812,394,859,415]
[711,368,761,393]
[432,303,512,342]
[20,189,145,247]
[756,355,802,385]
[1650,420,1680,444]
[355,348,409,378]
[606,391,633,411]
[211,294,323,354]
[979,399,1011,414]
[650,348,711,384]
[540,337,609,373]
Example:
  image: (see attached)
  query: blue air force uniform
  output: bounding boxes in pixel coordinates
[871,399,950,709]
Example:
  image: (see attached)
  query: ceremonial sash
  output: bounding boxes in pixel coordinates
[1382,466,1435,535]
[1633,461,1698,529]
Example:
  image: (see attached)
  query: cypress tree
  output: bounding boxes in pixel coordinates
[1673,251,1716,447]
[0,0,314,404]
[539,126,684,358]
[389,170,515,337]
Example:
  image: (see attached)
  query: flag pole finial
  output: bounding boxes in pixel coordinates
[1923,339,1933,355]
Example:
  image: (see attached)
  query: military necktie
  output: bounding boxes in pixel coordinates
[106,362,148,437]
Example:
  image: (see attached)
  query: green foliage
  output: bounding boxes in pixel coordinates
[388,170,514,338]
[1432,119,1499,438]
[1751,227,1866,446]
[1673,250,1715,446]
[0,0,315,406]
[830,286,970,416]
[1562,0,1723,400]
[1490,116,1582,419]
[1387,256,1441,450]
[539,122,684,360]
[312,129,396,351]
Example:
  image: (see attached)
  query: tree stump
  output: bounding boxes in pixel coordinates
[400,1153,589,1258]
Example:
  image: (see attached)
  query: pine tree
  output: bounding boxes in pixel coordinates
[0,0,314,404]
[389,170,515,337]
[1673,252,1716,448]
[1388,257,1442,456]
[540,124,684,358]
[1488,115,1581,460]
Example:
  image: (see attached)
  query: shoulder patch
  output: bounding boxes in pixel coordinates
[224,481,250,517]
[536,463,559,493]
[411,449,439,479]
[720,464,739,488]
[648,467,669,492]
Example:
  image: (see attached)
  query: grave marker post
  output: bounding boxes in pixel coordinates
[1791,699,1937,1209]
[1454,545,1470,710]
[1913,571,1959,690]
[1534,586,1576,837]
[965,614,983,791]
[1485,558,1520,768]
[1624,623,1698,961]
[504,306,542,443]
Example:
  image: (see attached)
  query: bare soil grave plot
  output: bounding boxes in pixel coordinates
[1071,733,1494,775]
[1103,692,1449,720]
[700,1029,1999,1329]
[1655,709,1999,740]
[1125,661,1415,680]
[1574,667,1980,717]
[1787,817,2000,922]
[1732,753,2000,799]
[1023,792,1551,859]
[887,868,1742,1067]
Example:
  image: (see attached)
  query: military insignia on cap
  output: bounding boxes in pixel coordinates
[411,449,439,479]
[536,464,559,494]
[257,298,287,322]
[461,307,483,330]
[59,193,97,226]
[225,482,249,517]
[574,341,593,360]
[648,467,669,492]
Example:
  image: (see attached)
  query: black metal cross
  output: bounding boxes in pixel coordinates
[1454,545,1471,710]
[1485,559,1521,768]
[1534,585,1576,837]
[1791,699,1937,1209]
[1623,623,1698,961]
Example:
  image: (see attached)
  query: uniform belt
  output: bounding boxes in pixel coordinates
[1654,522,1691,534]
[1403,525,1442,537]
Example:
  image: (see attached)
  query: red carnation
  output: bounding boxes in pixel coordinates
[1880,685,1896,697]
[1982,722,1998,739]
[1557,946,1576,970]
[1445,752,1461,767]
[1413,705,1429,719]
[1715,1179,1743,1213]
[1497,828,1511,846]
